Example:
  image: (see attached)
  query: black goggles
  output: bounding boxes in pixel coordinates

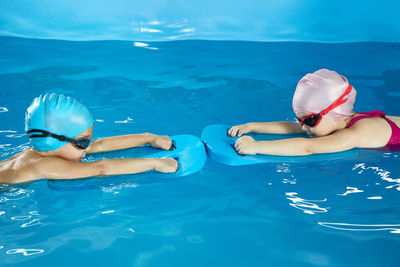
[296,113,322,127]
[27,129,94,150]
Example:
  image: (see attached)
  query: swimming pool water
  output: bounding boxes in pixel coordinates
[0,36,400,266]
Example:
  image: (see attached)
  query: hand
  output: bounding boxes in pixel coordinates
[150,135,173,150]
[228,123,252,137]
[154,158,178,173]
[235,136,258,155]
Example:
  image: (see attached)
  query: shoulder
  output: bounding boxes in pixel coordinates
[348,114,391,131]
[2,149,83,184]
[344,115,392,147]
[0,149,43,184]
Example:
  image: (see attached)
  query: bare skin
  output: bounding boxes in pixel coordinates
[228,113,400,156]
[0,125,178,184]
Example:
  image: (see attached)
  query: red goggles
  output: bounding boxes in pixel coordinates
[296,84,353,127]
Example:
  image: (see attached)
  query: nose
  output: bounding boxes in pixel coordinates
[302,124,308,131]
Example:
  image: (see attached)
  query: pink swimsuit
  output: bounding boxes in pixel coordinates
[346,111,400,148]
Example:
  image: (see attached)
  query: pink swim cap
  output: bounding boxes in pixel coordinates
[292,69,357,120]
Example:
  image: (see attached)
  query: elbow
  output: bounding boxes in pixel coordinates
[303,148,313,156]
[302,142,314,155]
[94,160,110,176]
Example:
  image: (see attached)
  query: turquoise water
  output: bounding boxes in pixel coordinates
[2,0,400,42]
[0,36,400,266]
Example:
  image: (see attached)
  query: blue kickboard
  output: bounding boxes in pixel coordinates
[47,134,207,191]
[201,124,364,166]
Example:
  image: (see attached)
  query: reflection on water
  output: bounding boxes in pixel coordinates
[366,196,382,200]
[353,163,400,191]
[114,117,134,124]
[337,186,363,196]
[133,42,159,51]
[318,222,400,234]
[6,249,45,256]
[0,142,30,160]
[0,187,34,203]
[11,211,41,228]
[100,182,139,194]
[285,192,328,215]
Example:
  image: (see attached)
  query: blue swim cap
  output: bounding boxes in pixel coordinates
[25,93,94,151]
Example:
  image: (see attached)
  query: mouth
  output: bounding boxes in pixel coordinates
[306,132,316,138]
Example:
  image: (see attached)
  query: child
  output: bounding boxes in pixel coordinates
[228,69,400,155]
[0,93,178,184]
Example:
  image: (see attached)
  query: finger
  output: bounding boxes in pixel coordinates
[228,128,237,137]
[162,144,170,150]
[235,144,241,153]
[234,138,241,148]
[166,140,173,150]
[235,141,242,151]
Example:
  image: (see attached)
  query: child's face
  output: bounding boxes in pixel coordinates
[296,113,338,137]
[56,125,93,161]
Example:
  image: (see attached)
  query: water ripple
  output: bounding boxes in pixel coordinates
[0,188,34,203]
[318,222,400,234]
[6,248,45,256]
[133,42,159,50]
[286,192,328,215]
[0,107,8,113]
[353,163,400,191]
[114,117,133,124]
[0,142,30,159]
[9,211,41,228]
[5,133,26,138]
[21,219,41,228]
[337,186,363,196]
[100,182,139,194]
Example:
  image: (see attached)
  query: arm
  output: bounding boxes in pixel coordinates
[13,157,178,184]
[86,133,172,154]
[228,121,303,137]
[235,126,363,156]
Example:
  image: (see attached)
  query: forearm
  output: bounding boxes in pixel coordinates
[255,138,312,156]
[97,158,158,176]
[88,133,156,153]
[249,122,303,134]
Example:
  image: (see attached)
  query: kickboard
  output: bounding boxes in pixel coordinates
[201,124,366,166]
[47,134,207,191]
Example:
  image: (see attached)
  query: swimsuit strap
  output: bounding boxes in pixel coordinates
[346,111,386,128]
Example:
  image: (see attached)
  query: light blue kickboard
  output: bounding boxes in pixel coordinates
[201,124,362,166]
[47,134,206,191]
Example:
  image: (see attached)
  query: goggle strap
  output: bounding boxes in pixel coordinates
[27,129,92,149]
[319,84,352,117]
[27,129,73,142]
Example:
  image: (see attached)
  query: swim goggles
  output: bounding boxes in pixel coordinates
[27,129,95,150]
[296,84,353,127]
